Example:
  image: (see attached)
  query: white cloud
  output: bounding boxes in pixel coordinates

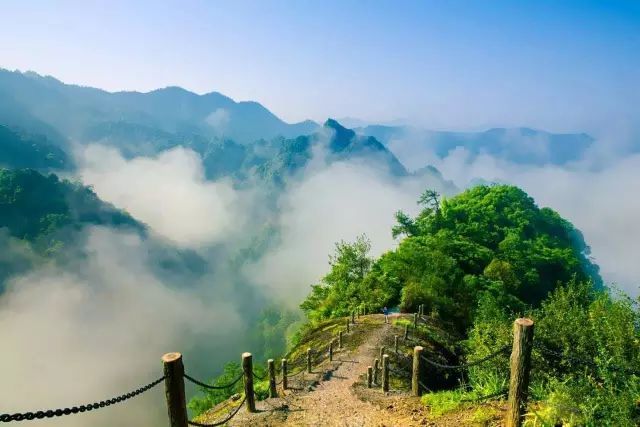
[78,145,247,248]
[205,108,231,134]
[244,154,455,305]
[0,227,242,426]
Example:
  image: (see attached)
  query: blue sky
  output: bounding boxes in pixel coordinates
[1,0,638,132]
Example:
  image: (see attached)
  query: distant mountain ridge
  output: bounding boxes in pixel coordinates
[0,69,319,145]
[358,125,594,168]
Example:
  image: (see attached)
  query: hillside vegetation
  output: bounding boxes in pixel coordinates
[188,184,639,425]
[298,184,639,425]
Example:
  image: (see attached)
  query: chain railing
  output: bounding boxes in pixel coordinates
[187,395,246,427]
[419,345,510,370]
[4,311,567,427]
[184,373,243,390]
[0,375,165,423]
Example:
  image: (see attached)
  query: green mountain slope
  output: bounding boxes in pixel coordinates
[0,168,141,252]
[0,125,71,170]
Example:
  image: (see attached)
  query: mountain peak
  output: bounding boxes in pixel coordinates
[323,118,355,141]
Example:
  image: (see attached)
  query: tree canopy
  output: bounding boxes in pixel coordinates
[302,184,601,331]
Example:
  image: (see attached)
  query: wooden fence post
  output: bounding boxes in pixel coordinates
[412,346,424,396]
[373,358,380,384]
[281,359,288,390]
[380,346,385,362]
[339,331,343,349]
[367,366,373,388]
[404,324,409,340]
[413,313,418,329]
[242,352,256,413]
[162,353,188,427]
[307,348,312,373]
[506,318,534,427]
[346,318,350,333]
[329,340,334,362]
[382,354,390,392]
[268,359,277,398]
[394,335,399,353]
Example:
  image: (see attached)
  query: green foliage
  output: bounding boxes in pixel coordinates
[0,168,141,255]
[0,125,70,170]
[468,280,640,425]
[300,183,640,423]
[251,305,304,359]
[303,184,600,332]
[300,235,377,320]
[421,390,464,417]
[187,362,243,417]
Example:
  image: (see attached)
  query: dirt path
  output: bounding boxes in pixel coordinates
[218,314,429,426]
[194,314,508,426]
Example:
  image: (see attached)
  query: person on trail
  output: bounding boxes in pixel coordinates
[383,306,389,323]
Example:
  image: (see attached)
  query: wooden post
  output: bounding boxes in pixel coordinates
[162,353,188,427]
[339,331,343,349]
[268,359,277,398]
[373,358,380,384]
[367,366,373,388]
[351,311,355,324]
[506,318,534,427]
[281,359,288,390]
[242,352,256,413]
[413,313,418,329]
[412,346,424,396]
[404,324,409,340]
[382,354,390,392]
[379,346,385,362]
[307,348,312,373]
[329,340,334,362]
[346,318,350,333]
[394,335,399,353]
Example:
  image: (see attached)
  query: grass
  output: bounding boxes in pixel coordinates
[422,390,465,417]
[421,369,507,419]
[467,407,500,426]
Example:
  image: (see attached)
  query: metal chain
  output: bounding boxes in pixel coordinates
[287,365,307,378]
[187,395,246,427]
[184,373,243,390]
[459,388,508,403]
[420,345,510,370]
[0,375,165,423]
[252,371,267,380]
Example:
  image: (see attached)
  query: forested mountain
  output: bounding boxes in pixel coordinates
[0,69,318,146]
[0,168,141,254]
[0,125,71,171]
[0,168,211,289]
